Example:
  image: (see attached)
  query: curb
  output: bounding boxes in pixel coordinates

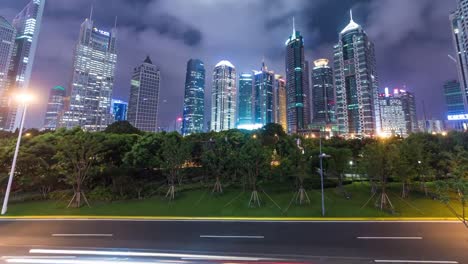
[0,216,460,222]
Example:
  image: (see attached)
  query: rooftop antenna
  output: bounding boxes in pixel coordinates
[89,4,94,21]
[350,9,353,21]
[114,16,118,29]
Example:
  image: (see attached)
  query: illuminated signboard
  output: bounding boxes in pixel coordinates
[93,27,110,37]
[447,114,468,121]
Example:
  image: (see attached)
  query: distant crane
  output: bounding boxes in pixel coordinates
[448,54,458,64]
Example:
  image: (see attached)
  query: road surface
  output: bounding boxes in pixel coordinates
[0,219,466,263]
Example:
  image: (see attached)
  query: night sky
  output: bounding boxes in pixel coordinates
[0,0,458,129]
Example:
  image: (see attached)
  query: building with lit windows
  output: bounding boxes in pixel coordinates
[333,11,380,137]
[237,73,254,129]
[253,62,275,127]
[111,99,128,122]
[211,60,237,132]
[1,0,45,131]
[274,75,287,131]
[285,19,310,134]
[182,59,205,135]
[311,58,335,126]
[127,56,160,132]
[398,88,418,134]
[43,86,65,130]
[60,17,117,131]
[450,1,468,111]
[444,80,468,131]
[378,89,407,137]
[0,16,15,129]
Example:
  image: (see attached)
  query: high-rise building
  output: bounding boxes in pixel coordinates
[43,86,65,130]
[333,11,380,137]
[274,74,287,131]
[211,60,237,132]
[378,89,407,137]
[0,16,16,129]
[1,0,45,131]
[444,80,465,115]
[450,1,468,111]
[237,73,254,129]
[311,58,335,125]
[398,88,418,133]
[182,59,205,135]
[127,56,160,132]
[285,19,310,134]
[253,62,275,127]
[60,17,117,131]
[111,99,128,122]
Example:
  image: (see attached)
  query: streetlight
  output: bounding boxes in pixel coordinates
[1,92,34,215]
[318,127,330,217]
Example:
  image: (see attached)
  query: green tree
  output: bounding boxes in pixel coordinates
[326,147,352,198]
[55,129,104,208]
[104,121,141,134]
[160,133,190,200]
[201,137,230,193]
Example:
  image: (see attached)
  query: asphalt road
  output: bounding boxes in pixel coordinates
[0,219,466,263]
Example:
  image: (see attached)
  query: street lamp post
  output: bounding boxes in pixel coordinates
[1,93,33,215]
[318,128,330,217]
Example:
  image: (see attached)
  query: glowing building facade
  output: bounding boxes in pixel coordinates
[211,60,237,132]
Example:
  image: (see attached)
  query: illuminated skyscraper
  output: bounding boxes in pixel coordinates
[333,11,380,137]
[285,19,310,133]
[311,58,335,125]
[211,60,236,132]
[43,86,65,130]
[450,1,468,111]
[237,73,254,129]
[1,0,45,131]
[379,89,407,137]
[274,75,287,131]
[60,17,117,131]
[111,99,128,122]
[182,59,205,135]
[0,16,15,129]
[398,88,418,133]
[127,56,160,132]
[253,62,275,126]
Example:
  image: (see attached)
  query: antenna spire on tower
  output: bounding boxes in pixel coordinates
[350,9,353,21]
[114,16,118,29]
[89,4,94,21]
[293,16,296,34]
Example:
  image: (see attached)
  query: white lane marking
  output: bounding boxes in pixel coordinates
[200,235,264,239]
[4,258,182,264]
[51,234,113,237]
[358,236,422,240]
[29,249,272,261]
[374,260,458,263]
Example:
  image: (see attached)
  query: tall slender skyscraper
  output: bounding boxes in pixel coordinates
[211,60,236,132]
[182,59,205,135]
[127,56,160,132]
[311,59,335,125]
[43,86,65,130]
[333,11,380,137]
[450,0,468,112]
[444,80,465,116]
[285,19,310,133]
[1,0,45,131]
[0,16,15,129]
[253,62,275,126]
[274,75,287,131]
[237,73,254,129]
[398,88,418,133]
[60,17,117,131]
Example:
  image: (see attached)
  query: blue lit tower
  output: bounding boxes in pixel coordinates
[60,16,118,131]
[43,85,66,130]
[450,0,468,112]
[237,73,254,129]
[182,59,205,135]
[0,16,15,129]
[111,99,128,122]
[333,11,380,137]
[253,62,275,126]
[285,18,310,133]
[311,59,335,125]
[2,0,45,131]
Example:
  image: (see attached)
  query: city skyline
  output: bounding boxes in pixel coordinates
[0,0,459,130]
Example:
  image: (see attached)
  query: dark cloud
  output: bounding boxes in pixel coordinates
[0,0,459,129]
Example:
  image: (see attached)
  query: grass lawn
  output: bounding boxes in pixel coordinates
[4,183,463,218]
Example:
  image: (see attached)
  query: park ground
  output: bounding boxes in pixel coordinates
[2,182,462,219]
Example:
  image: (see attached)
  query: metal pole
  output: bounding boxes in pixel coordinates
[1,103,28,215]
[319,129,325,217]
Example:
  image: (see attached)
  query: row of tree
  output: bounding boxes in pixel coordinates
[0,122,466,216]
